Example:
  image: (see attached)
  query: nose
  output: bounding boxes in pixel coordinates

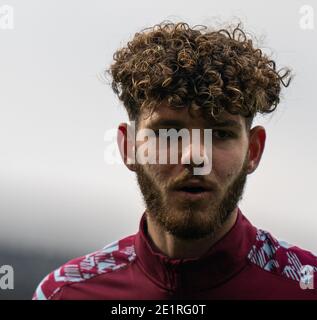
[180,132,212,175]
[181,143,206,167]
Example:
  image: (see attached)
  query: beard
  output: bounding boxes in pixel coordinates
[135,158,248,240]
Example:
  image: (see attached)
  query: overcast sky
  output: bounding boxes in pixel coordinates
[0,0,316,256]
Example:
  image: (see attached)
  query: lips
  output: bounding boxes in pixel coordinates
[171,180,213,200]
[174,180,213,192]
[179,186,208,193]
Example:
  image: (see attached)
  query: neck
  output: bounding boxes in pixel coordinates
[146,207,238,259]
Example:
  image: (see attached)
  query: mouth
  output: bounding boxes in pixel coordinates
[178,186,209,193]
[171,181,213,200]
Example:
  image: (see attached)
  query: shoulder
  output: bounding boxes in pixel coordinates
[33,235,136,300]
[247,228,317,291]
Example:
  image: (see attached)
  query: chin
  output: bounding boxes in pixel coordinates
[163,207,218,240]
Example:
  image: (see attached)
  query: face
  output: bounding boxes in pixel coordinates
[123,102,261,240]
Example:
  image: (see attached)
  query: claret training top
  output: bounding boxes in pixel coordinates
[33,208,317,300]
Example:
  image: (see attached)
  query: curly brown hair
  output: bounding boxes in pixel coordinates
[108,21,292,128]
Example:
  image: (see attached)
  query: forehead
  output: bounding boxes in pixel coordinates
[139,102,245,129]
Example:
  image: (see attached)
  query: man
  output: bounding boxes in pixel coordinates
[33,21,317,300]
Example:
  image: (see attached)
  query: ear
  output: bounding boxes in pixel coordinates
[117,122,136,172]
[247,125,266,174]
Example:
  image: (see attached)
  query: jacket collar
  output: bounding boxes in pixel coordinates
[134,208,257,292]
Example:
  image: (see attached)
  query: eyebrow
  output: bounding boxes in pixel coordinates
[148,119,187,128]
[148,119,242,129]
[211,120,242,129]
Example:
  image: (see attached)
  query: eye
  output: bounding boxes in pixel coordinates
[153,128,183,137]
[212,129,235,140]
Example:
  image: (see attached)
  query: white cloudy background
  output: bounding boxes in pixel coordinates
[1,0,316,256]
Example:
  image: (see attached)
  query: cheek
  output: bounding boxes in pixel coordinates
[146,164,174,186]
[212,147,247,183]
